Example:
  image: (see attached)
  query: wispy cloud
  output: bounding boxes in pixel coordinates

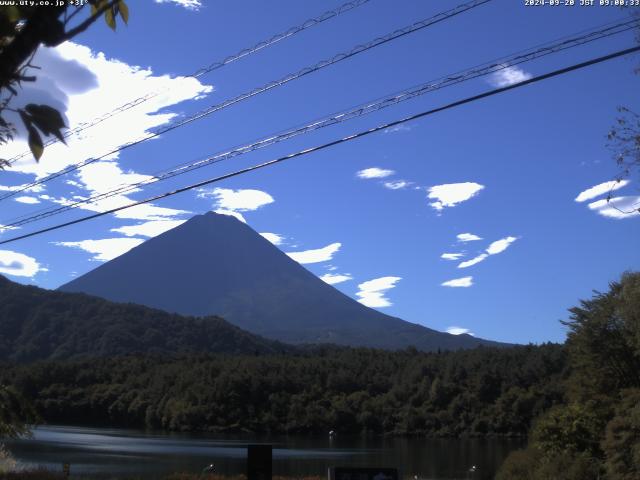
[0,250,42,277]
[446,326,474,336]
[486,236,518,255]
[320,273,353,285]
[154,0,202,10]
[357,167,395,179]
[441,253,465,261]
[286,242,341,264]
[14,196,40,204]
[201,188,274,212]
[458,254,489,268]
[214,210,247,223]
[111,220,186,238]
[457,233,482,242]
[458,236,518,269]
[441,276,473,288]
[588,197,640,219]
[260,232,285,246]
[55,238,145,261]
[575,180,630,203]
[356,276,401,308]
[384,180,411,190]
[427,182,484,211]
[488,66,532,87]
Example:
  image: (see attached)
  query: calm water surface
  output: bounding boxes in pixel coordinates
[3,426,524,480]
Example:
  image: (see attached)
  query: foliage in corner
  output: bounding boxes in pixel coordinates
[0,0,129,165]
[497,272,640,480]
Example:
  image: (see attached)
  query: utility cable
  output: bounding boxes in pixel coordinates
[0,0,491,200]
[4,0,373,164]
[1,17,636,229]
[1,44,638,245]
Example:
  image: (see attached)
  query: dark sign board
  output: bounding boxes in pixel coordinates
[329,467,400,480]
[247,444,272,480]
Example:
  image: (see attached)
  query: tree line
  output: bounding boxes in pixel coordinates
[1,343,566,437]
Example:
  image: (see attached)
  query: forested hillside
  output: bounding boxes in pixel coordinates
[0,344,566,436]
[0,275,289,362]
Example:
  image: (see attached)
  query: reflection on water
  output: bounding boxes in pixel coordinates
[3,426,524,480]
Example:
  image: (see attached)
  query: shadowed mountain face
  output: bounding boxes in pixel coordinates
[59,212,503,351]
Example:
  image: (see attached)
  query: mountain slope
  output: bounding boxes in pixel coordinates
[0,275,289,362]
[59,212,504,351]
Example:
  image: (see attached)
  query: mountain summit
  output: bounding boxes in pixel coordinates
[59,212,502,350]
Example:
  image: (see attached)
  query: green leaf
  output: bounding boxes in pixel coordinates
[27,125,44,162]
[118,1,129,24]
[105,7,116,30]
[24,104,67,143]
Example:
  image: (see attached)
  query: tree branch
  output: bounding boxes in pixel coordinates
[55,0,120,45]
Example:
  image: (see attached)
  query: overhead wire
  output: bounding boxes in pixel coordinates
[1,17,637,229]
[0,0,492,201]
[4,0,374,164]
[1,43,638,246]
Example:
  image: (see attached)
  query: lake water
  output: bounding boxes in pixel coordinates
[2,426,525,480]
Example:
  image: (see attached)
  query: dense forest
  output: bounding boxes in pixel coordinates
[0,343,566,437]
[0,275,290,361]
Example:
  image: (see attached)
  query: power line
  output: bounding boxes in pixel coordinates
[0,0,491,201]
[2,17,637,230]
[5,0,373,164]
[1,44,638,246]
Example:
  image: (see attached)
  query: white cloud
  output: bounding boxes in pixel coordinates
[286,242,341,264]
[14,196,40,204]
[356,276,401,308]
[260,232,285,245]
[427,182,484,211]
[384,180,410,190]
[441,276,473,288]
[110,219,186,238]
[458,254,488,268]
[446,326,474,336]
[320,273,353,285]
[2,42,210,225]
[201,188,274,212]
[0,250,42,277]
[457,233,482,242]
[0,184,45,193]
[441,252,465,261]
[214,209,247,223]
[588,197,640,219]
[486,236,518,255]
[357,167,395,179]
[155,0,202,10]
[458,236,518,269]
[488,66,532,87]
[55,238,145,261]
[575,180,630,203]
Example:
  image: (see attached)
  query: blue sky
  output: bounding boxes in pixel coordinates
[1,0,639,344]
